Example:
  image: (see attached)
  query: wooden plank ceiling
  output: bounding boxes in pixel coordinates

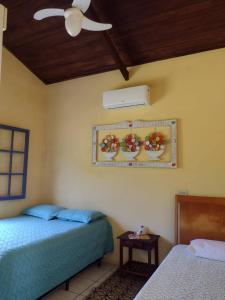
[2,0,225,84]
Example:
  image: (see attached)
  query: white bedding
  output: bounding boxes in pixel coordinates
[135,245,225,300]
[188,239,225,262]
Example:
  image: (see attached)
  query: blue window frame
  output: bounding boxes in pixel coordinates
[0,124,29,201]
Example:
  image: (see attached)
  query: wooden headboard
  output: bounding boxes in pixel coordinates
[176,195,225,244]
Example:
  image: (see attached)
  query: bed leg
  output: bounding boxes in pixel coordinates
[65,280,70,291]
[97,258,102,267]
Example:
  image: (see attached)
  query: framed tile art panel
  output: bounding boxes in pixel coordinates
[92,119,177,168]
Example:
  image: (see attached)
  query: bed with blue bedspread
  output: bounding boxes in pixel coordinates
[0,215,113,300]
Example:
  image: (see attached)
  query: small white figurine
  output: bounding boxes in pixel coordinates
[136,225,148,236]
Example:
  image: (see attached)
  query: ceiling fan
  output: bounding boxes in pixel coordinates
[34,0,112,37]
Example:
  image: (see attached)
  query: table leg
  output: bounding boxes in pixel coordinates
[120,244,123,267]
[148,249,151,266]
[155,243,159,267]
[129,247,132,262]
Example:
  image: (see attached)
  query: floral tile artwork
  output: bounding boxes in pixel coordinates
[93,120,177,168]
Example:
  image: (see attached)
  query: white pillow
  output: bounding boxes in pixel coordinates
[187,239,225,262]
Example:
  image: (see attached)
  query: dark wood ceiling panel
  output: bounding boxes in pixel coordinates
[2,0,225,84]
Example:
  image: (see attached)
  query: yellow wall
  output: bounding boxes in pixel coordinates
[0,49,47,218]
[46,48,225,263]
[1,46,225,263]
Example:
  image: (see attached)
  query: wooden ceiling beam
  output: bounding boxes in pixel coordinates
[90,4,129,81]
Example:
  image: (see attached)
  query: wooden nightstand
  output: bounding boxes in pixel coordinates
[117,231,160,278]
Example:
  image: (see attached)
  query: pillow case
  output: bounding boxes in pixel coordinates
[187,239,225,262]
[23,204,64,221]
[56,209,105,224]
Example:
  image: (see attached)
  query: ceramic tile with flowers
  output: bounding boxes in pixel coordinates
[94,120,176,167]
[143,132,167,160]
[120,134,142,161]
[100,135,120,160]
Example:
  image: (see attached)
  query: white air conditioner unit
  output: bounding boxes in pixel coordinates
[103,85,150,109]
[0,4,7,80]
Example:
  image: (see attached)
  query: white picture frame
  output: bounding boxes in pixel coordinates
[92,119,177,168]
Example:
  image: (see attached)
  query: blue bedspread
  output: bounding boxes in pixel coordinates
[0,215,113,300]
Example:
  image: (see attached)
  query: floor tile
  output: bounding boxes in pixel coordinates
[110,265,119,272]
[99,262,116,271]
[69,277,94,294]
[78,263,117,282]
[81,283,97,296]
[94,270,115,285]
[77,266,108,281]
[43,289,78,300]
[81,266,118,296]
[73,294,87,300]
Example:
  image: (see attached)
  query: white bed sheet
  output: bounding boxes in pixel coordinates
[135,245,225,300]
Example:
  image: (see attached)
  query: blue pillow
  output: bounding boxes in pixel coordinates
[56,209,105,223]
[23,204,64,221]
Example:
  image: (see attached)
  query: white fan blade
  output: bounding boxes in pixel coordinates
[65,13,83,37]
[82,17,112,32]
[72,0,91,13]
[34,9,64,20]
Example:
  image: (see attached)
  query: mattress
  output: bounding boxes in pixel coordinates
[0,215,113,300]
[135,245,225,300]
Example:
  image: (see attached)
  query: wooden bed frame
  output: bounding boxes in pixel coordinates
[176,195,225,244]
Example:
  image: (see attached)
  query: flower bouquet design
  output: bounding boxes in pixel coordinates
[144,132,166,160]
[100,135,120,161]
[120,134,142,161]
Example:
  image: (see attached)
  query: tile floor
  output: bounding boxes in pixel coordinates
[42,262,118,300]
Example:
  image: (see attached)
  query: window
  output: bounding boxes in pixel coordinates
[0,124,29,200]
